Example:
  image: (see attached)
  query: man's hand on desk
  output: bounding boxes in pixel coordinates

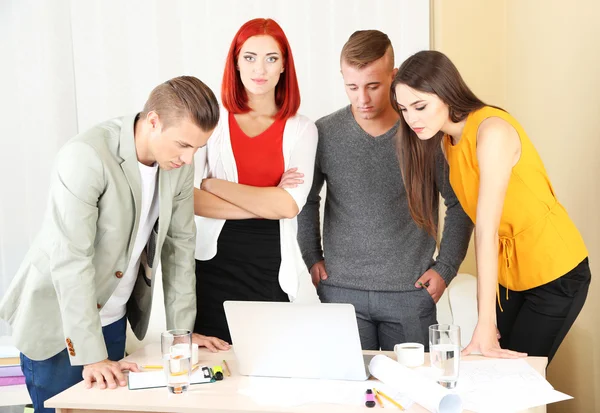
[82,359,140,389]
[192,333,231,352]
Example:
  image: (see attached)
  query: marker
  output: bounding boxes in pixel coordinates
[212,365,224,380]
[365,389,376,408]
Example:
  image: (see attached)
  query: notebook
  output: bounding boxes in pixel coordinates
[0,375,26,386]
[128,366,215,390]
[0,366,24,377]
[0,345,20,359]
[0,357,20,367]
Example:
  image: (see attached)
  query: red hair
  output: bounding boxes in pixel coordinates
[221,18,301,120]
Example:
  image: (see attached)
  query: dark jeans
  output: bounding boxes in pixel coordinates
[497,258,591,364]
[317,283,437,351]
[20,316,127,413]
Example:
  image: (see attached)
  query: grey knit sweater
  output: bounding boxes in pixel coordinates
[297,106,473,291]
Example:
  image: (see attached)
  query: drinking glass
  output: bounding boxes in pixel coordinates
[429,324,461,389]
[161,329,192,394]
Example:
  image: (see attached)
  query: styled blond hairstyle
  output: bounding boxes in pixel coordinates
[141,76,220,131]
[340,30,394,70]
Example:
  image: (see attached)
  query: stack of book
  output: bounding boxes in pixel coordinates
[0,343,24,386]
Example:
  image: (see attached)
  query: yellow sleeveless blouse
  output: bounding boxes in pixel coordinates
[443,106,587,292]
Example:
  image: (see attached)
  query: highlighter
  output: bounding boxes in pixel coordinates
[365,389,376,408]
[212,365,224,380]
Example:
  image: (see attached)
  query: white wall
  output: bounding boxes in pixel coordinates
[0,0,430,335]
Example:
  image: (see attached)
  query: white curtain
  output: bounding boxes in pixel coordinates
[0,0,429,335]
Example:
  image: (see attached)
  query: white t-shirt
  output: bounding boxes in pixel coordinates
[100,161,159,326]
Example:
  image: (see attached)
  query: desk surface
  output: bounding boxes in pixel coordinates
[47,344,548,413]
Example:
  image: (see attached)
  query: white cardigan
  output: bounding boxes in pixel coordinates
[193,108,320,303]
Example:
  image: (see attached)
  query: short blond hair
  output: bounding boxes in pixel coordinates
[340,30,394,70]
[141,76,220,131]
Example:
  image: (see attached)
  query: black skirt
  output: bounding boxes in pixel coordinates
[194,219,288,343]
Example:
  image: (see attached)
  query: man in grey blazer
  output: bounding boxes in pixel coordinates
[0,76,228,412]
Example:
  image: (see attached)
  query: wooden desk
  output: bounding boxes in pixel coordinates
[47,344,548,413]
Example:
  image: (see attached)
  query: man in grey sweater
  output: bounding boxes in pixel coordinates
[297,30,473,351]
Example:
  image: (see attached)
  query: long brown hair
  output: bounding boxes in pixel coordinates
[392,50,486,238]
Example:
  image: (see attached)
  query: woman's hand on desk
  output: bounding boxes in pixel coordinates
[462,322,527,359]
[192,333,231,352]
[82,359,140,389]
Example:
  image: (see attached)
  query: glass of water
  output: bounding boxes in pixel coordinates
[161,329,192,394]
[429,324,461,389]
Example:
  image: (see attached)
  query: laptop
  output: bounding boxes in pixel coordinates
[223,301,369,381]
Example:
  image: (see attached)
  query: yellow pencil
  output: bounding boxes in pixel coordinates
[222,359,231,377]
[170,364,200,376]
[374,388,404,410]
[373,389,385,408]
[142,363,199,372]
[141,365,163,370]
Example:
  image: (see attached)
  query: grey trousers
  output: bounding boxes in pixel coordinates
[317,283,437,351]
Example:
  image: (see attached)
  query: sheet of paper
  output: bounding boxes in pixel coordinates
[238,357,571,412]
[369,355,463,413]
[128,366,213,390]
[238,376,412,408]
[451,359,572,413]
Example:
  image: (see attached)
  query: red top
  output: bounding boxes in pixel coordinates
[229,113,285,187]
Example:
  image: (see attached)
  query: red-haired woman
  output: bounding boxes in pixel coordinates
[192,18,319,344]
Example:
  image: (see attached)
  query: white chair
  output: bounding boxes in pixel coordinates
[436,273,478,348]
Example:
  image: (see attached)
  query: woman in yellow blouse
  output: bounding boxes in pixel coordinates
[392,50,590,362]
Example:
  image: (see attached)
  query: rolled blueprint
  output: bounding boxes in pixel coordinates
[369,355,462,413]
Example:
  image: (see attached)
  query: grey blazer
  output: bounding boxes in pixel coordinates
[0,116,197,365]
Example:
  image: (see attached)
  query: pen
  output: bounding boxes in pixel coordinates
[223,359,232,377]
[374,388,404,410]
